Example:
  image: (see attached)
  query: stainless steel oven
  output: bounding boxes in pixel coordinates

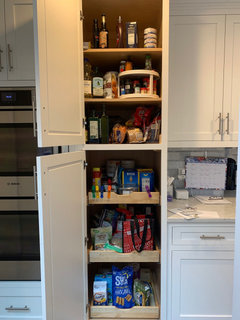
[0,199,40,280]
[0,88,37,198]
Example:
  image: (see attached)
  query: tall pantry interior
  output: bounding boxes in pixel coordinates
[82,0,166,319]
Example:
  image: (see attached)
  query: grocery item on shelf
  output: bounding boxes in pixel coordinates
[119,60,126,73]
[93,281,108,305]
[145,54,152,70]
[125,58,133,71]
[126,22,138,48]
[133,279,151,306]
[91,226,112,250]
[100,105,109,143]
[144,27,158,48]
[103,72,118,99]
[138,169,154,192]
[95,273,113,304]
[93,19,99,48]
[116,16,124,48]
[92,67,104,98]
[93,167,101,187]
[99,14,109,48]
[111,123,127,143]
[84,58,92,98]
[112,265,134,308]
[88,110,100,143]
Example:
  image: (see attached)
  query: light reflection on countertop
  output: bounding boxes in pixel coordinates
[168,191,236,223]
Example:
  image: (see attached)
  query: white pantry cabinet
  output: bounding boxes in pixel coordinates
[167,223,235,320]
[33,1,169,320]
[0,0,35,85]
[168,14,240,147]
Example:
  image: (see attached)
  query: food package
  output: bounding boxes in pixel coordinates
[111,124,127,144]
[121,169,138,188]
[112,265,134,308]
[91,226,112,250]
[103,72,118,99]
[95,273,112,304]
[133,279,151,306]
[138,169,154,192]
[93,281,108,305]
[144,114,161,143]
[127,128,143,143]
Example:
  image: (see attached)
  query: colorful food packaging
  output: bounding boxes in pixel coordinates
[138,169,154,192]
[122,169,138,188]
[126,22,138,48]
[91,226,112,250]
[112,265,134,308]
[133,279,151,306]
[127,128,143,143]
[95,273,112,304]
[111,124,127,144]
[93,281,108,305]
[103,72,118,99]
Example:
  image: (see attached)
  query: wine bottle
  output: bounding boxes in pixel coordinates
[99,14,109,48]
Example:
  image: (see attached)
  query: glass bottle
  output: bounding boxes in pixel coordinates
[99,14,109,48]
[84,58,92,98]
[100,105,109,144]
[92,67,104,98]
[93,19,99,48]
[88,110,100,143]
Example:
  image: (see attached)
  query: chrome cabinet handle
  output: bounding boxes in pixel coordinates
[200,235,225,240]
[217,112,222,135]
[5,305,30,311]
[33,165,38,200]
[0,48,3,71]
[225,113,230,135]
[7,44,13,71]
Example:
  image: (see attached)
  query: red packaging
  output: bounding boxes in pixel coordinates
[122,217,154,253]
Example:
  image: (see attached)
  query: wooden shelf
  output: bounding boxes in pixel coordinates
[84,48,162,67]
[84,143,162,151]
[89,246,160,263]
[85,97,162,104]
[90,278,159,319]
[88,190,160,205]
[119,94,159,100]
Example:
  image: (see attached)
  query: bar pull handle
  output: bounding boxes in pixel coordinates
[217,112,222,135]
[5,305,30,311]
[200,235,225,240]
[33,165,38,200]
[7,44,13,71]
[0,47,3,71]
[225,113,230,135]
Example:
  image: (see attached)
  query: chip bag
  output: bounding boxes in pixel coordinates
[112,265,134,309]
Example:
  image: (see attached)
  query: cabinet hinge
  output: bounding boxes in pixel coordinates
[86,303,90,314]
[84,161,88,169]
[82,118,87,128]
[33,166,38,200]
[80,10,84,21]
[84,236,89,246]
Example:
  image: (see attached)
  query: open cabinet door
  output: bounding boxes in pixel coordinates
[33,0,84,147]
[37,151,87,320]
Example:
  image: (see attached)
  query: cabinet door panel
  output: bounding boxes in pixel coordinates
[0,0,7,81]
[34,0,84,147]
[223,15,240,142]
[37,151,87,320]
[5,0,35,81]
[169,15,225,142]
[171,251,233,320]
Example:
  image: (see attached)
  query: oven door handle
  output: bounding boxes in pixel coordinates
[33,166,38,200]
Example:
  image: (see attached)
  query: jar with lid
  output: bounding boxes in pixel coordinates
[119,60,126,73]
[133,80,141,94]
[125,79,133,94]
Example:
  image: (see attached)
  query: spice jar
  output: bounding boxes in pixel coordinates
[119,60,126,73]
[125,59,133,71]
[125,79,133,94]
[133,80,141,94]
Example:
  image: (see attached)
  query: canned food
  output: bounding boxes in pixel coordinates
[144,27,157,34]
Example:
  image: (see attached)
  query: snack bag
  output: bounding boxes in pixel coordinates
[112,265,134,309]
[95,273,112,304]
[133,279,151,306]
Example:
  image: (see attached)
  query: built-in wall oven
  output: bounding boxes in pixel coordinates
[0,88,40,280]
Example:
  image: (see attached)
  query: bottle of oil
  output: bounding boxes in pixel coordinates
[84,58,92,98]
[88,110,100,143]
[92,67,104,98]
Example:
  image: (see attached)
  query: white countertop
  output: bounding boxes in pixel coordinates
[168,191,236,223]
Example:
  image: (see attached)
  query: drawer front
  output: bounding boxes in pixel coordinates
[0,297,42,318]
[172,225,235,247]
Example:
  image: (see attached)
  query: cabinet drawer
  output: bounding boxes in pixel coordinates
[172,225,235,247]
[0,297,42,318]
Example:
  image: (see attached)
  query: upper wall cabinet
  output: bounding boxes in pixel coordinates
[0,0,35,85]
[168,15,240,147]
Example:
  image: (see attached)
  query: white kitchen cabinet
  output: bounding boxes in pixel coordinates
[167,223,235,320]
[168,14,240,147]
[223,15,240,142]
[33,1,169,320]
[0,281,42,319]
[0,0,35,85]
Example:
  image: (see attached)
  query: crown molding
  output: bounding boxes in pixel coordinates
[170,0,240,15]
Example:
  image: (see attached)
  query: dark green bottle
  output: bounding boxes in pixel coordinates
[100,105,109,144]
[88,110,100,143]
